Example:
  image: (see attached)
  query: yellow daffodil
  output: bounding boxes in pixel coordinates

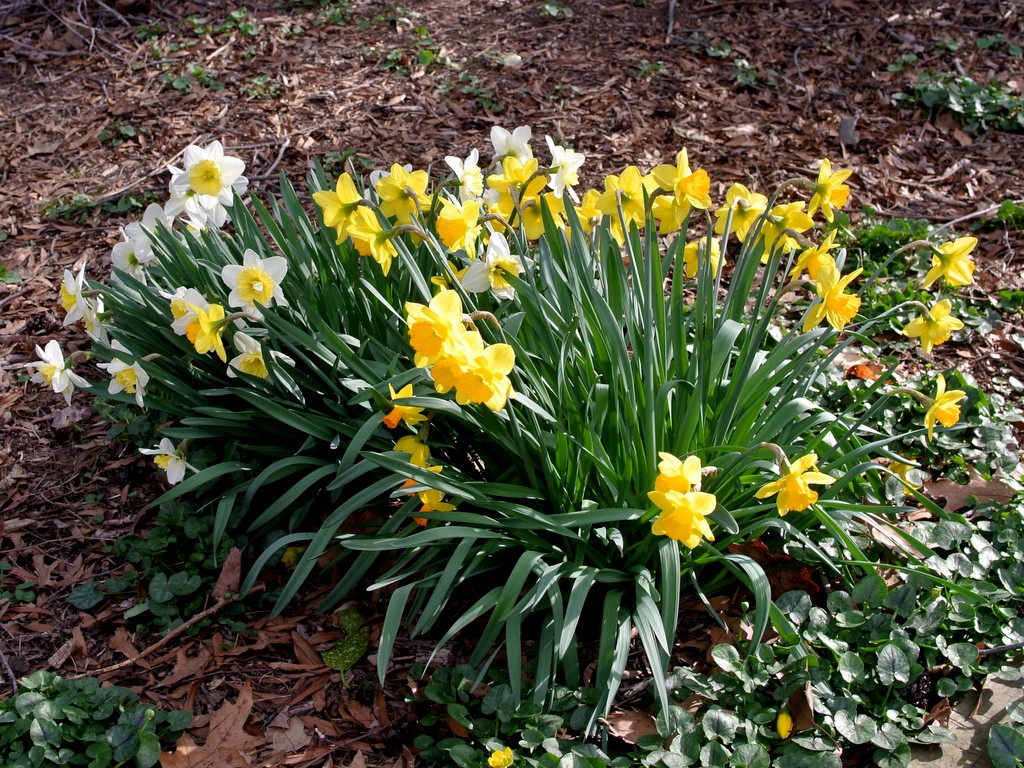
[488,747,515,768]
[789,231,839,281]
[347,207,398,276]
[312,172,363,242]
[443,332,516,412]
[394,434,431,468]
[924,374,966,441]
[889,461,923,489]
[221,248,289,309]
[375,164,430,224]
[417,487,456,515]
[653,452,703,494]
[189,302,228,362]
[761,201,814,258]
[650,148,712,233]
[682,238,722,279]
[436,197,482,258]
[383,383,427,429]
[574,188,602,234]
[596,165,652,241]
[902,299,964,354]
[802,265,862,333]
[519,192,567,240]
[405,288,466,368]
[487,156,547,226]
[647,489,717,549]
[755,453,835,515]
[807,159,852,222]
[713,183,768,242]
[922,237,977,288]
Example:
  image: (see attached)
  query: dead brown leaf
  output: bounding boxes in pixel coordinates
[161,681,262,768]
[268,716,311,752]
[212,547,242,599]
[787,680,815,733]
[924,470,1014,512]
[601,709,660,744]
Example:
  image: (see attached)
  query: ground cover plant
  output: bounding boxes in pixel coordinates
[15,121,1024,766]
[3,2,1024,767]
[0,670,191,768]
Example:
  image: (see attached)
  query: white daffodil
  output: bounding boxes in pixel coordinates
[166,140,248,229]
[25,340,89,405]
[226,332,295,379]
[59,264,88,326]
[139,437,196,485]
[221,249,288,309]
[444,149,484,202]
[460,232,532,300]
[163,286,210,336]
[82,296,109,345]
[490,125,533,163]
[110,203,174,281]
[97,340,150,408]
[545,136,585,202]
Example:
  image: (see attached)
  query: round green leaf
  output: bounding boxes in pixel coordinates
[834,710,878,745]
[136,731,162,768]
[702,708,740,744]
[839,651,865,684]
[989,725,1024,768]
[877,644,910,685]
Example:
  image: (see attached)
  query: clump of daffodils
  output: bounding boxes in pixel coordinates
[30,128,980,538]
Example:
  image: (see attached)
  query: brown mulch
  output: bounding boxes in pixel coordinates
[1,0,1023,765]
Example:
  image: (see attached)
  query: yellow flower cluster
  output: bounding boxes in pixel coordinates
[647,453,717,549]
[405,289,515,412]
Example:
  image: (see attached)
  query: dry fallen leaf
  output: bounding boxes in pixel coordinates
[268,716,311,752]
[787,680,816,733]
[161,681,262,768]
[924,470,1014,512]
[601,709,660,744]
[212,547,242,599]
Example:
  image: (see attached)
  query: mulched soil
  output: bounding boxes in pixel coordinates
[1,0,1023,765]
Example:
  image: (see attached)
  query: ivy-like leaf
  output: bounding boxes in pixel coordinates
[701,708,740,744]
[834,709,878,744]
[877,644,911,685]
[989,725,1024,768]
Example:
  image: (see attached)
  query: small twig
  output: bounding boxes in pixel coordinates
[0,643,18,696]
[71,585,264,679]
[931,199,1024,236]
[89,0,131,27]
[261,137,291,178]
[0,34,83,58]
[978,640,1024,657]
[0,287,32,312]
[665,0,677,43]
